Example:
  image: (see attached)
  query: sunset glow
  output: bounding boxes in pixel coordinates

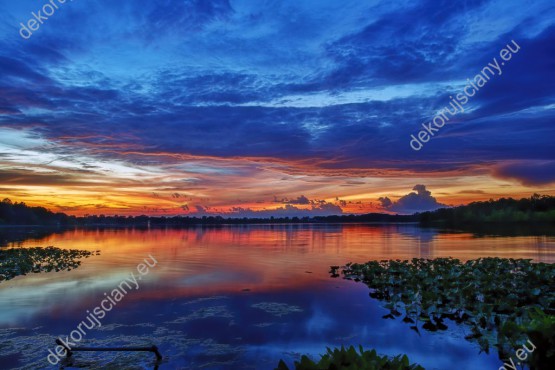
[1,1,554,216]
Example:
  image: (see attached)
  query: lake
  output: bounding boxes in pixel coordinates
[1,224,554,369]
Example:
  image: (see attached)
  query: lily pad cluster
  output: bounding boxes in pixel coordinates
[276,346,424,370]
[0,246,99,281]
[333,258,555,368]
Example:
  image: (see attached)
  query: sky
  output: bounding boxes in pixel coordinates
[0,0,554,217]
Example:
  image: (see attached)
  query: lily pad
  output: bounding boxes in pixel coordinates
[0,246,99,282]
[335,257,555,368]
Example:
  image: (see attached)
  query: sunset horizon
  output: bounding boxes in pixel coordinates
[1,188,554,218]
[1,1,554,218]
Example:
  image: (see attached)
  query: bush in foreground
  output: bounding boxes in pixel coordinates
[276,346,424,370]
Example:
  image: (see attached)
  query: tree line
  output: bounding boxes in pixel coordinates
[419,194,555,225]
[1,195,554,226]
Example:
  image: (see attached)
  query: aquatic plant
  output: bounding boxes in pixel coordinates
[0,246,99,281]
[499,307,555,370]
[275,345,424,370]
[334,258,555,370]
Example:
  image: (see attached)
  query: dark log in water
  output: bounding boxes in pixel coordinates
[55,338,163,361]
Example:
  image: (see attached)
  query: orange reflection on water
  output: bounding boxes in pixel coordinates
[1,224,553,370]
[6,225,555,293]
[2,224,554,325]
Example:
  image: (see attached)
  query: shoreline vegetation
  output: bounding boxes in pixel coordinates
[330,258,555,370]
[0,194,554,227]
[278,257,554,370]
[0,246,99,282]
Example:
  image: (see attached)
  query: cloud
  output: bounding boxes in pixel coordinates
[379,185,447,214]
[190,202,343,218]
[492,161,555,186]
[457,190,486,194]
[0,1,554,215]
[274,195,311,205]
[378,196,393,208]
[0,2,553,174]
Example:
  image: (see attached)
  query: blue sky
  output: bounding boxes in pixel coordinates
[0,0,554,216]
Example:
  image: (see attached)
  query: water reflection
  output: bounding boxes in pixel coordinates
[1,225,554,369]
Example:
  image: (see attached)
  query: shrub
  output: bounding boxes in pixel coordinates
[276,346,424,370]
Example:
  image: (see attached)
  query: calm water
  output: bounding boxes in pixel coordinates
[1,224,554,369]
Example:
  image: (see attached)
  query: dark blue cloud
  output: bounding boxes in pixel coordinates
[0,0,554,186]
[493,161,555,186]
[379,185,448,214]
[205,203,344,218]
